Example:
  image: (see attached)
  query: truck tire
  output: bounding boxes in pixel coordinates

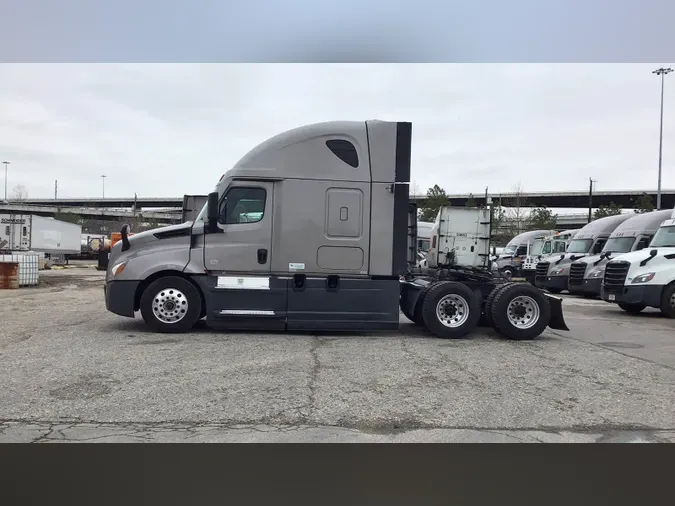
[490,283,551,341]
[412,284,434,326]
[421,281,481,339]
[659,283,675,318]
[140,276,203,333]
[481,282,516,327]
[617,302,646,314]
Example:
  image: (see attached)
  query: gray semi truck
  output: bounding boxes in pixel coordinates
[535,213,634,294]
[494,229,556,278]
[568,209,672,297]
[104,120,568,340]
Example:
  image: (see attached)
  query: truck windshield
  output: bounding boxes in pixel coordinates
[567,238,593,253]
[650,225,675,247]
[530,240,544,256]
[602,236,635,253]
[552,240,567,253]
[502,245,517,255]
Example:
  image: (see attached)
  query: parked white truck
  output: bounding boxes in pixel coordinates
[0,214,81,256]
[568,209,672,298]
[521,229,579,284]
[494,229,557,278]
[103,120,569,340]
[535,213,633,294]
[600,208,675,317]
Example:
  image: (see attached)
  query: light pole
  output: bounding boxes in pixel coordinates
[101,175,106,199]
[653,67,672,210]
[2,161,10,201]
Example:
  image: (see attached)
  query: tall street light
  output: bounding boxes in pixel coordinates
[2,161,10,201]
[653,67,672,210]
[101,174,106,199]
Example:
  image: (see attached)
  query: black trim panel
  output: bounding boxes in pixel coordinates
[194,275,288,331]
[600,283,663,308]
[154,227,191,239]
[287,277,400,331]
[391,183,410,276]
[395,122,412,183]
[104,280,140,317]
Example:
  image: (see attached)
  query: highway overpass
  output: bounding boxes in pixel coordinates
[14,188,675,210]
[0,203,180,223]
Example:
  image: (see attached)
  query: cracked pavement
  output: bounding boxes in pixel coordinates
[1,271,675,442]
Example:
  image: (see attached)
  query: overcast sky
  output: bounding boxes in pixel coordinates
[0,63,673,200]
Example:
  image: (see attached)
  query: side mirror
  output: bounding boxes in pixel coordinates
[650,249,658,257]
[207,192,219,232]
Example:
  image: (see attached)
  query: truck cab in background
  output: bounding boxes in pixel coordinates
[495,229,556,278]
[601,208,675,317]
[522,229,579,284]
[535,213,633,294]
[569,209,672,298]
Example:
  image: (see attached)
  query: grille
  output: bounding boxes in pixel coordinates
[536,261,550,278]
[569,262,587,286]
[603,261,629,293]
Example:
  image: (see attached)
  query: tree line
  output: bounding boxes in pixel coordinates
[416,183,657,246]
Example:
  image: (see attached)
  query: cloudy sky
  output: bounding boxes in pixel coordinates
[0,63,673,200]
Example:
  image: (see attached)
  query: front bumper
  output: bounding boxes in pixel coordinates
[104,280,140,317]
[568,277,602,296]
[600,283,664,308]
[535,274,568,292]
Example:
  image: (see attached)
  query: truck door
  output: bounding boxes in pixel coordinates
[202,181,286,330]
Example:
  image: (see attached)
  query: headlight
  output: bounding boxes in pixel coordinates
[631,272,655,284]
[588,269,604,278]
[110,261,128,278]
[551,268,564,275]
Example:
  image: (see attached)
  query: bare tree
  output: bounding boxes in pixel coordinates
[500,183,531,235]
[410,180,422,197]
[12,184,28,201]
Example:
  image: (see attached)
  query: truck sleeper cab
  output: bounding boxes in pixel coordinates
[495,229,556,278]
[522,229,579,284]
[535,213,633,294]
[104,120,569,341]
[601,208,675,317]
[568,209,672,298]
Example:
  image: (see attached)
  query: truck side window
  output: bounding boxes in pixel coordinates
[592,239,606,254]
[516,246,527,256]
[220,187,266,225]
[542,241,552,254]
[636,236,650,250]
[326,140,359,168]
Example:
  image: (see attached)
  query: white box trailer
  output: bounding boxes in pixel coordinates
[0,214,81,255]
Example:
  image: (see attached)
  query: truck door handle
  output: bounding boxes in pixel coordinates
[257,249,268,264]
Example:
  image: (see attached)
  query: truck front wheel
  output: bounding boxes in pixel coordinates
[660,283,675,318]
[421,281,481,339]
[140,276,203,333]
[490,284,550,340]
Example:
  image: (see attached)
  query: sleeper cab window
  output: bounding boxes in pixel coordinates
[220,187,266,224]
[326,139,359,168]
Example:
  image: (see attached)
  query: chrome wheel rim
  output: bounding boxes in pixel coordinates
[436,294,470,328]
[507,295,540,329]
[152,288,188,323]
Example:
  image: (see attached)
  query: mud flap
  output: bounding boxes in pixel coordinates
[545,293,569,331]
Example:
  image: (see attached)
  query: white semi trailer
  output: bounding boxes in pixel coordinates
[0,214,81,256]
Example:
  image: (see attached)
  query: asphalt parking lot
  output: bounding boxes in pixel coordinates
[1,267,675,443]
